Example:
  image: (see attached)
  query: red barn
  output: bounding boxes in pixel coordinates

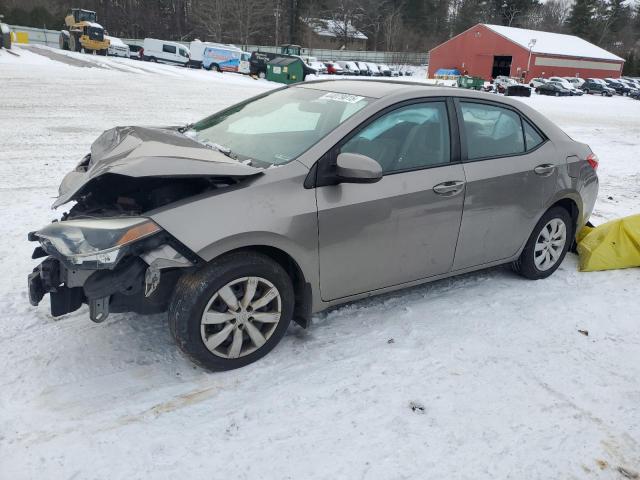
[429,24,624,82]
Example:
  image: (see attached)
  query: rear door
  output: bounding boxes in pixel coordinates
[316,99,466,300]
[452,99,560,270]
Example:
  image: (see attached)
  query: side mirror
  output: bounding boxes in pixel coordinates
[335,152,382,184]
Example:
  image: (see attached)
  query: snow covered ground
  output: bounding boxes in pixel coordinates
[1,46,639,479]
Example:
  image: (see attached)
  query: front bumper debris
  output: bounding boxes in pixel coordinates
[28,257,84,316]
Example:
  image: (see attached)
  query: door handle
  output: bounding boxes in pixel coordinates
[433,180,465,196]
[534,164,555,176]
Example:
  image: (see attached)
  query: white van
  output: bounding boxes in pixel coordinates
[142,38,190,66]
[106,36,130,58]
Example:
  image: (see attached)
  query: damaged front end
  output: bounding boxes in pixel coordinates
[28,217,197,322]
[28,125,264,322]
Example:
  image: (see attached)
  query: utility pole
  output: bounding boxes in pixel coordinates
[527,38,537,79]
[274,2,281,46]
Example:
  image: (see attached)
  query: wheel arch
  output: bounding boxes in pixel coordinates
[200,239,314,328]
[547,196,581,237]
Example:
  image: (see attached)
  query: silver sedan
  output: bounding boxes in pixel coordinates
[28,81,599,370]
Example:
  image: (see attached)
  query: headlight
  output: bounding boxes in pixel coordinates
[36,217,162,268]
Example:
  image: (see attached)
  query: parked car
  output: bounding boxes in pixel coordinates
[356,62,372,76]
[529,78,547,88]
[622,77,640,89]
[142,38,190,66]
[618,79,640,96]
[106,36,130,58]
[127,44,143,60]
[582,79,614,96]
[389,67,400,77]
[305,57,327,74]
[604,78,634,96]
[548,77,583,96]
[378,64,392,76]
[28,82,598,371]
[504,84,532,97]
[324,62,344,75]
[337,61,361,75]
[565,77,585,89]
[367,62,382,76]
[535,83,572,96]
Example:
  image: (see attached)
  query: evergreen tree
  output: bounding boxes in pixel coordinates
[568,0,598,41]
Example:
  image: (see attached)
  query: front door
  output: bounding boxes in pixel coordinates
[452,100,560,270]
[316,100,466,301]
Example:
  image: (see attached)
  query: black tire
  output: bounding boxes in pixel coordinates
[169,251,294,371]
[512,206,573,280]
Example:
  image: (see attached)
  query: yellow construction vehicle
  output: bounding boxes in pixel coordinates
[59,9,109,55]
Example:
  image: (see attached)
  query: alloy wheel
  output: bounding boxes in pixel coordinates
[534,218,567,271]
[200,277,282,359]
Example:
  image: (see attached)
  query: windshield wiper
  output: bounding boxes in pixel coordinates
[177,123,193,134]
[200,140,237,159]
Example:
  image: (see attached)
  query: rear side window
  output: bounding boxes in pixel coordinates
[163,44,176,54]
[460,102,524,160]
[523,120,544,151]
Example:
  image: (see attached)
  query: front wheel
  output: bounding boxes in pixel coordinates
[169,252,294,371]
[512,207,573,280]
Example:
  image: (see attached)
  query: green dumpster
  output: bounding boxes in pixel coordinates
[266,57,305,84]
[457,75,484,90]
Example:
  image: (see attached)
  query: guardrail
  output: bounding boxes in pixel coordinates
[9,26,428,66]
[8,24,60,46]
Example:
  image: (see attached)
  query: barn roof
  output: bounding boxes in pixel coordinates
[483,24,624,62]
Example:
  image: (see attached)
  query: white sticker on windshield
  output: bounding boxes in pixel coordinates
[320,92,365,104]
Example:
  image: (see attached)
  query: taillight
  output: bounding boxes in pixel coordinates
[586,153,599,170]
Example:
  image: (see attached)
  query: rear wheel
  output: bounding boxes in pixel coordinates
[169,252,294,371]
[69,34,80,52]
[58,32,69,50]
[512,207,573,280]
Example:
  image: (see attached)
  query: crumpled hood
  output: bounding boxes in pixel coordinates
[53,126,264,208]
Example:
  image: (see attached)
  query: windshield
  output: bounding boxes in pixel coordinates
[77,10,97,22]
[188,88,370,166]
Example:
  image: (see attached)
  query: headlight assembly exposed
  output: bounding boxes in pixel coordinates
[36,218,162,268]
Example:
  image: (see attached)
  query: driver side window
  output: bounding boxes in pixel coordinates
[340,102,451,173]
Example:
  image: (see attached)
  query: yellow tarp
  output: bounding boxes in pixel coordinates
[577,214,640,272]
